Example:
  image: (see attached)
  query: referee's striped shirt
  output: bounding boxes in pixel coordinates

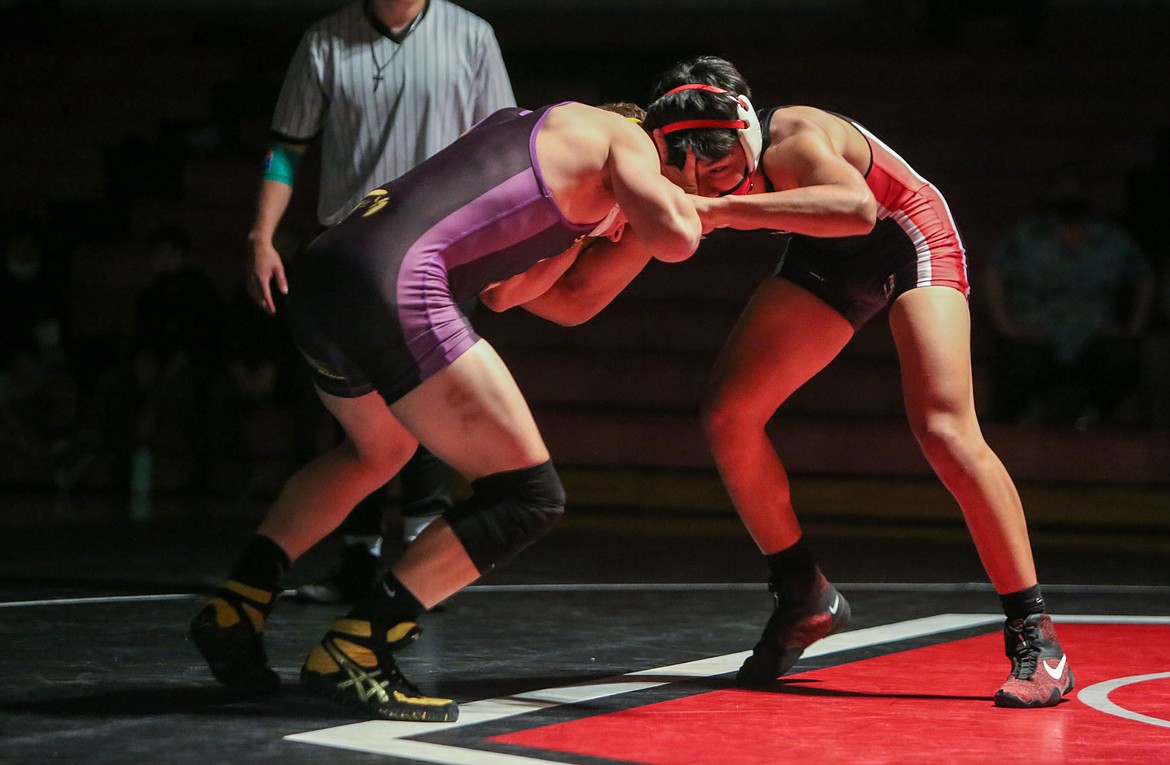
[271,0,516,226]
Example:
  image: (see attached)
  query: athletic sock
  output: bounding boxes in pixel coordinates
[764,538,820,611]
[229,534,291,593]
[346,572,425,626]
[999,583,1047,620]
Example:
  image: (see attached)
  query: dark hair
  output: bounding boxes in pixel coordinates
[644,56,752,169]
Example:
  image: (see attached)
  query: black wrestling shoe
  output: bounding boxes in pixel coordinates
[993,614,1075,708]
[189,580,281,695]
[294,543,379,605]
[736,574,851,687]
[301,618,458,722]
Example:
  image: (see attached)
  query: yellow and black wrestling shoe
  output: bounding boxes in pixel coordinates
[300,618,458,722]
[189,579,281,695]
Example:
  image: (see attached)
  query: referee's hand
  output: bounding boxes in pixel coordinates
[247,241,288,315]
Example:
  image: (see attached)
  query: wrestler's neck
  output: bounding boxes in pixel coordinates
[370,0,426,33]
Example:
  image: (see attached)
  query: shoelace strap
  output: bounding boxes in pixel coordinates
[1007,620,1042,679]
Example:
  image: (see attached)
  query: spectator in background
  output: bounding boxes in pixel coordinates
[246,0,517,603]
[0,216,71,420]
[1124,125,1170,276]
[984,189,1155,427]
[92,225,227,505]
[0,215,84,492]
[1123,125,1170,428]
[1151,271,1170,427]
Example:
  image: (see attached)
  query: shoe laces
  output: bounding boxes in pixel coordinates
[325,637,423,703]
[369,644,423,695]
[1007,619,1042,680]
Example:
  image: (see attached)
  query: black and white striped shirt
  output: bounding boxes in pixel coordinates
[271,0,516,225]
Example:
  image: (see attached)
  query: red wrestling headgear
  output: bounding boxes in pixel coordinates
[656,83,762,173]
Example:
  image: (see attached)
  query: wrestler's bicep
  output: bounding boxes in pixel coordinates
[770,132,867,192]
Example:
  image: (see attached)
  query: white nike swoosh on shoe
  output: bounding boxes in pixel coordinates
[828,594,840,615]
[1043,655,1067,680]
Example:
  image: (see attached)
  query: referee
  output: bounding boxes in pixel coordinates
[244,0,516,602]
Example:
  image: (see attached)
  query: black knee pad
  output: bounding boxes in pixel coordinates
[444,460,565,574]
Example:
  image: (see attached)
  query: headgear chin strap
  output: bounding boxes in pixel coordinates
[658,83,763,172]
[719,170,753,197]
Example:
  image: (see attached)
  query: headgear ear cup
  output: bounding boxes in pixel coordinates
[733,94,762,172]
[658,84,763,172]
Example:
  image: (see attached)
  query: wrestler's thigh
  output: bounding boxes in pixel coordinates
[889,285,975,420]
[314,387,416,465]
[389,339,549,480]
[707,278,853,418]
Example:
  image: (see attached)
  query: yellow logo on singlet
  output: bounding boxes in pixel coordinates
[296,347,346,381]
[353,188,390,217]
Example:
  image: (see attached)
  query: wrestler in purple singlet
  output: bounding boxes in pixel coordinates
[286,104,600,403]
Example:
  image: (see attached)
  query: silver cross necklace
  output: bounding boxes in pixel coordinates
[369,10,423,91]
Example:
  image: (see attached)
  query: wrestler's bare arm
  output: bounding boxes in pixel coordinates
[606,120,702,263]
[479,241,586,314]
[519,228,654,326]
[696,119,876,237]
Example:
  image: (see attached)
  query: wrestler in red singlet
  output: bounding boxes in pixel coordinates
[646,55,1074,710]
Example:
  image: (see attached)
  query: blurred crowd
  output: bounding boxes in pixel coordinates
[979,128,1170,429]
[0,215,330,516]
[2,129,1168,516]
[981,168,1164,428]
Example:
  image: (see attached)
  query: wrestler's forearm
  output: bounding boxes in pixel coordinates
[706,186,875,237]
[521,234,652,326]
[479,244,583,313]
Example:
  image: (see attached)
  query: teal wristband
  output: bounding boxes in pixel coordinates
[262,144,302,186]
